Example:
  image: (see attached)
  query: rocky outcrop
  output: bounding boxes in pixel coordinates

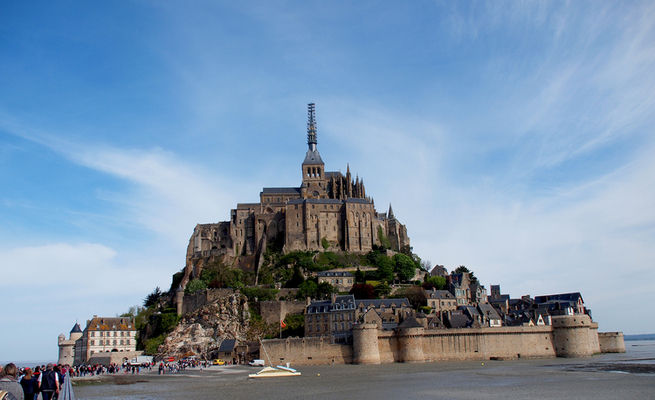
[157,292,250,359]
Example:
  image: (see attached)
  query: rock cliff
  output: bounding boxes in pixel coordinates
[157,292,251,359]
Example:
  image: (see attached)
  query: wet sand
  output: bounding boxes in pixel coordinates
[73,352,655,400]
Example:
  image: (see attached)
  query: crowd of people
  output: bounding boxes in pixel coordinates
[0,361,159,400]
[0,358,235,399]
[0,362,68,400]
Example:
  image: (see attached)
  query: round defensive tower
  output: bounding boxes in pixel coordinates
[395,316,426,363]
[598,332,626,353]
[352,323,381,364]
[70,322,83,342]
[552,314,595,357]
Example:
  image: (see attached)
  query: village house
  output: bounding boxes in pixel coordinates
[426,289,457,314]
[305,294,356,342]
[317,270,354,292]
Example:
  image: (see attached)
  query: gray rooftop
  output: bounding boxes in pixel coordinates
[261,187,301,194]
[288,198,344,205]
[318,271,353,277]
[303,149,324,165]
[307,295,356,313]
[427,290,454,299]
[218,339,236,352]
[356,298,410,308]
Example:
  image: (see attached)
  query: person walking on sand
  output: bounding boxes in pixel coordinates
[18,368,37,400]
[37,364,59,400]
[0,363,24,400]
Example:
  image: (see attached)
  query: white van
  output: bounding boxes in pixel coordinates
[248,359,265,367]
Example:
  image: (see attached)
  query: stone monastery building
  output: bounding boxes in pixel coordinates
[184,104,410,279]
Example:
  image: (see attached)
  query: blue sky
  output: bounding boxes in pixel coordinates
[1,1,654,362]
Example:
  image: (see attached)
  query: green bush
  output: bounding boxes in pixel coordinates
[144,334,166,355]
[393,253,417,282]
[241,287,279,302]
[185,279,207,294]
[282,314,305,338]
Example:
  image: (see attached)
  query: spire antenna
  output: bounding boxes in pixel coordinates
[307,103,317,151]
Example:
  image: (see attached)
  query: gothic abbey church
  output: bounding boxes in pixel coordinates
[183,104,410,283]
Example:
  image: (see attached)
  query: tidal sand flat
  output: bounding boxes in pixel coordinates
[74,348,655,400]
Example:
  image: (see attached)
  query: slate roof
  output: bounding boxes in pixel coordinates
[303,149,324,165]
[70,323,82,333]
[355,298,410,309]
[287,198,344,205]
[218,339,236,353]
[534,292,583,304]
[460,305,481,318]
[427,315,445,329]
[86,317,135,331]
[345,198,370,204]
[307,295,356,313]
[325,171,344,178]
[446,311,470,329]
[261,187,301,195]
[427,290,454,299]
[478,303,502,320]
[397,316,423,329]
[318,271,353,277]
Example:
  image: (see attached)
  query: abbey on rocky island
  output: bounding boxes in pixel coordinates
[183,104,409,284]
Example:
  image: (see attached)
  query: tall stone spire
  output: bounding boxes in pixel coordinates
[302,103,323,166]
[388,204,395,219]
[307,103,317,152]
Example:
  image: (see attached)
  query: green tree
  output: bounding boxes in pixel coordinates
[422,275,446,290]
[143,286,163,308]
[375,254,394,282]
[393,253,417,282]
[297,280,318,299]
[185,279,207,294]
[393,286,426,310]
[317,282,337,299]
[281,314,305,338]
[354,268,366,283]
[321,237,330,250]
[374,281,392,298]
[455,265,479,285]
[284,266,305,288]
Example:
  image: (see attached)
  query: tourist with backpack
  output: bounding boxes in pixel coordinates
[37,364,59,400]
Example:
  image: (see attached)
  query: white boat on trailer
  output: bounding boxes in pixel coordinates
[248,364,301,378]
[248,338,301,379]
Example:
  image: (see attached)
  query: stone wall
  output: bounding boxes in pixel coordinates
[259,300,306,325]
[263,315,618,366]
[181,288,235,315]
[261,337,353,365]
[598,332,626,353]
[86,350,143,366]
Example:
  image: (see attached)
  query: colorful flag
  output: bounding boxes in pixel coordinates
[280,320,287,328]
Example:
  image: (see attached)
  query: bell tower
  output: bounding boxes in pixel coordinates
[301,103,326,198]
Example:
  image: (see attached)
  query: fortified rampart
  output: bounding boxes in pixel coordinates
[181,288,235,315]
[261,337,353,365]
[261,315,623,365]
[598,332,626,353]
[259,300,307,325]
